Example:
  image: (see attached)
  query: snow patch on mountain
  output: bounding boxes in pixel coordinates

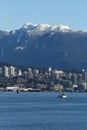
[2,30,11,35]
[51,25,70,32]
[15,46,26,50]
[1,30,16,36]
[12,30,16,34]
[22,23,51,36]
[21,23,75,36]
[1,22,87,38]
[22,23,37,30]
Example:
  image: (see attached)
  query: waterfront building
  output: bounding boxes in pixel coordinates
[73,84,78,92]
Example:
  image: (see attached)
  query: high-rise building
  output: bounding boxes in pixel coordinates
[9,66,15,77]
[28,67,33,79]
[4,66,10,77]
[33,69,39,77]
[72,73,78,84]
[18,69,22,76]
[82,69,87,90]
[48,67,52,75]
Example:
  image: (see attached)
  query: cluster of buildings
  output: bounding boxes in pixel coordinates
[0,65,87,92]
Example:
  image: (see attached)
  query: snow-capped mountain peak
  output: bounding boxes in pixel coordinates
[33,24,51,35]
[51,25,70,32]
[22,23,51,30]
[21,23,73,36]
[36,24,51,30]
[22,23,37,30]
[21,23,51,36]
[0,22,87,69]
[58,25,70,31]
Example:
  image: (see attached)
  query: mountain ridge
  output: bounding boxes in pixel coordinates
[0,23,87,70]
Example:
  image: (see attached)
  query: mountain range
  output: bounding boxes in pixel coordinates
[0,23,87,70]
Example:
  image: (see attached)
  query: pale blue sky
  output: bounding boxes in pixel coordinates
[0,0,87,30]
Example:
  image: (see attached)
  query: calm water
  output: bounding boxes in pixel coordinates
[0,92,87,130]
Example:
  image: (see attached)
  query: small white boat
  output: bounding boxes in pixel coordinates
[57,92,67,98]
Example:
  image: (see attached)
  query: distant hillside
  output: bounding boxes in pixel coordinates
[0,23,87,70]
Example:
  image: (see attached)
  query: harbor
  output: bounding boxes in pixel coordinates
[0,92,87,130]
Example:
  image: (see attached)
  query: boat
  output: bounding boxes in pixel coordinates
[57,92,67,98]
[16,88,20,93]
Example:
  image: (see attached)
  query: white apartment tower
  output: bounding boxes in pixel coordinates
[4,66,10,77]
[28,67,33,79]
[4,66,16,77]
[9,66,15,77]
